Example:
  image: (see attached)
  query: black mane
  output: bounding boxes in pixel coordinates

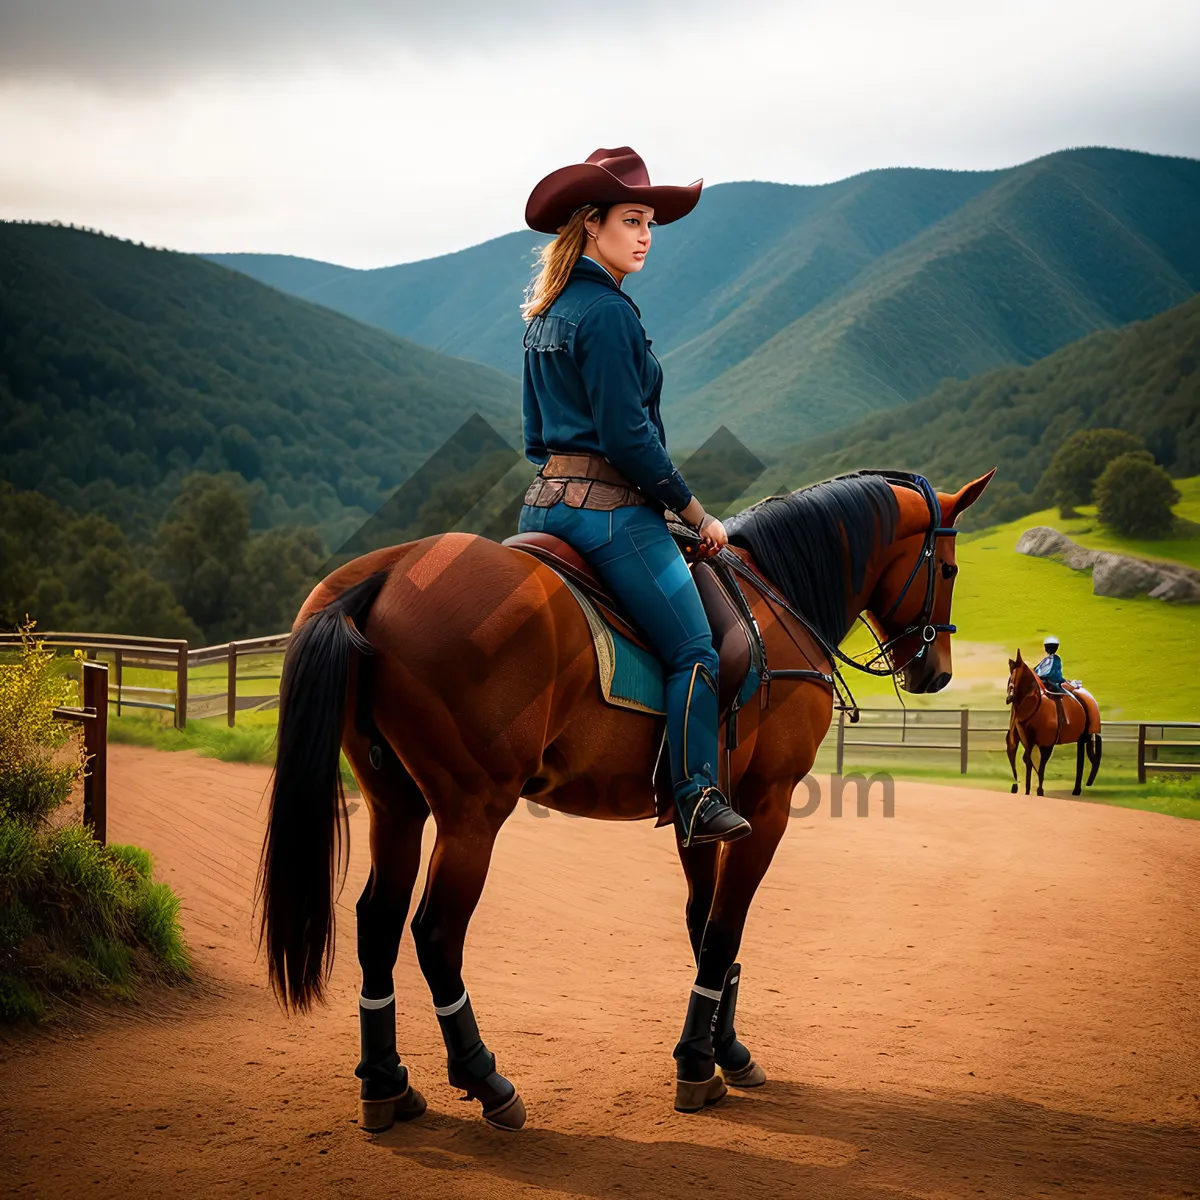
[725,472,900,647]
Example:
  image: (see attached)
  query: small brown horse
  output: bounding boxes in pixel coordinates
[1006,650,1102,797]
[258,468,993,1131]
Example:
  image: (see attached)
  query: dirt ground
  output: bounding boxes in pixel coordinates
[2,744,1199,1199]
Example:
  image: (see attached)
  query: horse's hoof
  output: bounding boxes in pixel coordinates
[359,1085,427,1132]
[1010,784,1018,794]
[674,1073,728,1113]
[482,1090,526,1131]
[1037,788,1044,796]
[721,1060,767,1088]
[1072,788,1081,796]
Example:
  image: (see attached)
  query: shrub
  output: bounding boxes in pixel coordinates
[0,621,190,1022]
[1094,451,1181,538]
[1036,428,1144,516]
[0,623,83,823]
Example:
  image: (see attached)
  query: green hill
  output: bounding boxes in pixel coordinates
[756,292,1200,528]
[0,223,521,545]
[209,148,1200,456]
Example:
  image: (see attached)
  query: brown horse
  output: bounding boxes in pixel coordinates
[257,468,994,1132]
[1005,650,1102,797]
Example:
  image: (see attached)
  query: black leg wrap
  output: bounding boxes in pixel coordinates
[713,962,752,1072]
[354,998,410,1101]
[673,988,719,1083]
[437,995,514,1111]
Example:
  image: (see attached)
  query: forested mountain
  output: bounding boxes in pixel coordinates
[209,148,1200,455]
[0,222,521,546]
[757,292,1200,529]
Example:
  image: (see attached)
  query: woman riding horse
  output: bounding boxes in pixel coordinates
[519,146,749,849]
[256,148,997,1133]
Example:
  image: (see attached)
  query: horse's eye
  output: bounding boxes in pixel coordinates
[941,562,958,580]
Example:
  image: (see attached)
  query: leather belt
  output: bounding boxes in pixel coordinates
[523,451,647,511]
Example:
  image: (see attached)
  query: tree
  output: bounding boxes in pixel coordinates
[154,472,255,639]
[1036,428,1144,517]
[1093,451,1180,538]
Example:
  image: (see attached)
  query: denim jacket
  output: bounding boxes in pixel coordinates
[522,256,693,513]
[1034,653,1064,686]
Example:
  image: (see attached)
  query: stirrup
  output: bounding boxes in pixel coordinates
[676,785,752,848]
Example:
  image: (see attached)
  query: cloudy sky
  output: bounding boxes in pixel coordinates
[1,0,1197,267]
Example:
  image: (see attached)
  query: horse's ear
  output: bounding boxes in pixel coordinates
[942,467,997,525]
[1008,656,1017,670]
[1015,647,1024,664]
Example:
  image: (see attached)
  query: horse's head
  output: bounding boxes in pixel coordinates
[1006,648,1036,706]
[866,469,995,694]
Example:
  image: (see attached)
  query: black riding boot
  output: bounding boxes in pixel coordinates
[354,994,427,1131]
[435,991,526,1129]
[712,963,766,1087]
[672,986,728,1112]
[673,664,752,848]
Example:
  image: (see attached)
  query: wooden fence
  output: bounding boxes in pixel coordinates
[1129,722,1200,783]
[0,631,188,729]
[6,630,1199,790]
[189,633,290,726]
[50,659,109,844]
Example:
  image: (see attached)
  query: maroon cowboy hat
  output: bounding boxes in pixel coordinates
[525,146,703,235]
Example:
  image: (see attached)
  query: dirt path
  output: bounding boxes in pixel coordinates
[2,745,1199,1198]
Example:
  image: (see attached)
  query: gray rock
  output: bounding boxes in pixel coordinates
[1091,554,1163,598]
[1016,527,1200,603]
[1148,573,1200,603]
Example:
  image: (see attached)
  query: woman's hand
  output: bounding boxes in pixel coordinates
[698,513,728,554]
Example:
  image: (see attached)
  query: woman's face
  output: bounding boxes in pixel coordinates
[585,203,655,280]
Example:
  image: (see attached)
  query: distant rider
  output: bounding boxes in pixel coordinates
[1033,636,1066,693]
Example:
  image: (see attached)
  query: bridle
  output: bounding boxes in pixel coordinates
[1008,666,1042,723]
[722,470,960,680]
[859,471,960,674]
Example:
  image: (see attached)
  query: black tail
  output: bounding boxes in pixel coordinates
[257,570,390,1013]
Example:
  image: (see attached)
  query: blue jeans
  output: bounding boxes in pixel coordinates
[518,501,720,800]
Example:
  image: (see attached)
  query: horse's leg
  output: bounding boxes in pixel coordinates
[1073,735,1086,796]
[1036,744,1053,796]
[345,740,430,1133]
[677,839,719,964]
[1007,723,1020,794]
[1023,740,1035,795]
[409,790,526,1130]
[1087,733,1103,786]
[673,782,789,1112]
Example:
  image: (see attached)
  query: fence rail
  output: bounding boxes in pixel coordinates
[1132,722,1200,783]
[0,631,188,729]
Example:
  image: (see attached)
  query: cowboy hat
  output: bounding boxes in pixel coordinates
[525,146,703,235]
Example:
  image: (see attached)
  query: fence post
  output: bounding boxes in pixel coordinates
[175,643,188,730]
[836,709,846,775]
[1137,723,1146,784]
[82,660,108,845]
[114,648,123,717]
[227,641,237,728]
[960,708,969,774]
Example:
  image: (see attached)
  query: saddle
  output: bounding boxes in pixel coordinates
[502,530,767,821]
[1036,678,1090,739]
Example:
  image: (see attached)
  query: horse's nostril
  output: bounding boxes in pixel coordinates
[929,672,951,693]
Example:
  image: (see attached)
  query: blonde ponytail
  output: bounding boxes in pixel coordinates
[521,205,607,322]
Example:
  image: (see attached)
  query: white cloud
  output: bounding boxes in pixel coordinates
[1,0,1196,265]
